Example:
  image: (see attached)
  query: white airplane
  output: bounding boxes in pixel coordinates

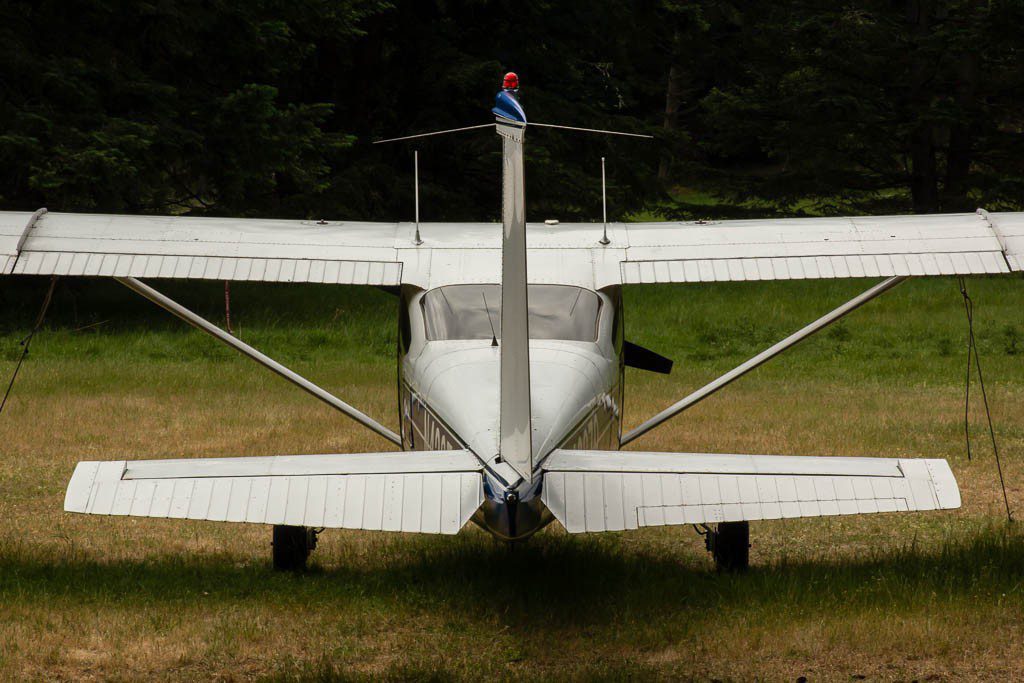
[2,75,1022,571]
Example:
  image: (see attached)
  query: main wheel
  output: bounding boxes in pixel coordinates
[272,525,317,571]
[710,521,749,572]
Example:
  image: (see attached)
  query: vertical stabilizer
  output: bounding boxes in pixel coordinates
[495,77,532,483]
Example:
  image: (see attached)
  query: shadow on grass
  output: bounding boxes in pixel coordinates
[2,525,1021,626]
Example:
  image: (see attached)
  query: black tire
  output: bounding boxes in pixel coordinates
[272,525,315,571]
[711,521,750,572]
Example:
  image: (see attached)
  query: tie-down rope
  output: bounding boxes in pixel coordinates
[958,277,1013,523]
[0,276,59,416]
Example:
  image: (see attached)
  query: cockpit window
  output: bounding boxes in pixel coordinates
[422,284,601,342]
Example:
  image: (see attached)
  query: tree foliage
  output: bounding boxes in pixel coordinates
[698,0,1024,214]
[0,1,1021,221]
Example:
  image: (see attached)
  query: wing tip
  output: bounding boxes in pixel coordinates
[926,458,962,510]
[64,461,100,513]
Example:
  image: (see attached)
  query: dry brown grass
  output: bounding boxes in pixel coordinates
[2,363,1022,681]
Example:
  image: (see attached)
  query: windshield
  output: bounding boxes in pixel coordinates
[422,284,601,342]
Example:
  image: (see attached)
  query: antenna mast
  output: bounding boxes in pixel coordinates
[599,156,610,245]
[413,150,422,245]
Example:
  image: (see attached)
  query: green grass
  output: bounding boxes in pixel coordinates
[1,276,1023,680]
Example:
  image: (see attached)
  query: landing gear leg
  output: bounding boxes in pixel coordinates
[705,521,749,572]
[272,525,318,571]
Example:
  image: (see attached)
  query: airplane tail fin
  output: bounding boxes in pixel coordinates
[495,88,533,483]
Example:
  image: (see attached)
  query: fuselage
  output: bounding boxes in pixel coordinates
[396,283,624,540]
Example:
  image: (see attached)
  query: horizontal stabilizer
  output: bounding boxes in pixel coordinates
[65,451,484,535]
[541,450,960,533]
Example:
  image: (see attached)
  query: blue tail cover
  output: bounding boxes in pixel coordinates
[493,90,526,124]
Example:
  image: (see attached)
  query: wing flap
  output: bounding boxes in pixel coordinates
[541,450,960,533]
[65,450,484,534]
[621,251,1009,284]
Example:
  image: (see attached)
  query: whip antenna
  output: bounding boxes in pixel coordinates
[599,157,610,245]
[372,123,494,145]
[529,122,653,139]
[413,150,422,245]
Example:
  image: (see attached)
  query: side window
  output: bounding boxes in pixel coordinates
[609,286,623,355]
[398,288,414,353]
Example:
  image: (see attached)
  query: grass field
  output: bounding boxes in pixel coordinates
[1,276,1023,681]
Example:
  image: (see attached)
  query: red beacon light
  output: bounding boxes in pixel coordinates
[502,72,519,90]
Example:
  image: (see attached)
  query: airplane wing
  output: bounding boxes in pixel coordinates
[0,211,407,285]
[4,209,1023,289]
[540,450,959,533]
[64,450,484,534]
[616,210,1024,284]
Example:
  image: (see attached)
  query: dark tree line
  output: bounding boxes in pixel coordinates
[1,0,1021,222]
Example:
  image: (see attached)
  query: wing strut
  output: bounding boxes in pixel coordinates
[115,276,401,446]
[621,276,907,446]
